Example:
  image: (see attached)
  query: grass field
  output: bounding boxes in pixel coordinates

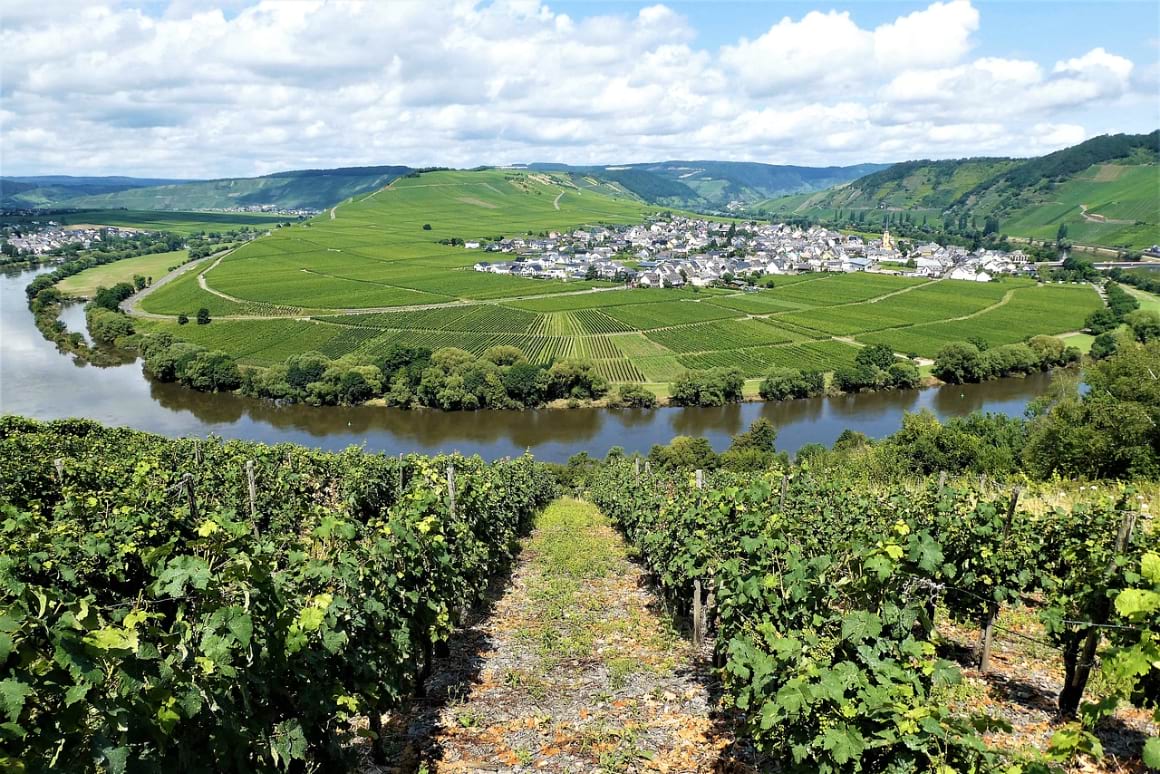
[37,210,287,235]
[57,250,189,297]
[1000,163,1160,250]
[128,168,1106,385]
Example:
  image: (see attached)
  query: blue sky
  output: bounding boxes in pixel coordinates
[1,0,1156,177]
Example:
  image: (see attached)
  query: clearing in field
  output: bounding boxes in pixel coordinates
[125,168,1106,386]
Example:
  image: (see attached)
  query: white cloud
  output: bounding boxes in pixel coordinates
[0,0,1148,177]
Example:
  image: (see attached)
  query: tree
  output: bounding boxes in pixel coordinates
[502,362,547,407]
[422,223,432,230]
[1090,332,1118,360]
[181,350,242,392]
[729,418,777,453]
[933,342,985,384]
[648,436,717,471]
[285,352,331,390]
[615,383,657,408]
[759,368,823,401]
[886,361,921,389]
[1056,222,1069,243]
[1126,310,1160,343]
[854,343,896,371]
[177,314,189,325]
[196,307,211,325]
[1085,308,1119,335]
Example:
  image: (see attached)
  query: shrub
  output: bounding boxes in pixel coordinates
[615,383,658,408]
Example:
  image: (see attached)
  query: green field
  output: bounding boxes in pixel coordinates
[57,250,188,297]
[29,209,287,235]
[1000,164,1160,250]
[130,168,1105,385]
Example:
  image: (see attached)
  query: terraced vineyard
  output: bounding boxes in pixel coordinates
[130,168,1106,387]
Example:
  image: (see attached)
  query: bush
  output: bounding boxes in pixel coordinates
[86,307,135,345]
[669,369,743,407]
[933,342,985,384]
[177,313,189,325]
[615,383,658,408]
[196,307,211,325]
[758,368,824,401]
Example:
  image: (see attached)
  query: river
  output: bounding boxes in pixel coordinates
[0,266,1056,462]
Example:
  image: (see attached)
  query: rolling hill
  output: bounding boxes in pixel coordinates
[0,175,190,208]
[57,165,413,211]
[528,161,889,210]
[758,132,1160,250]
[125,168,1099,391]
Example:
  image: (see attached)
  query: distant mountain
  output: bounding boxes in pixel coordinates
[526,160,890,210]
[55,165,413,211]
[760,132,1160,251]
[0,175,190,208]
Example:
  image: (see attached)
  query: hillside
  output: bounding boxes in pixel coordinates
[528,160,888,210]
[760,132,1160,250]
[8,160,886,215]
[55,165,413,211]
[0,175,189,208]
[110,168,1100,397]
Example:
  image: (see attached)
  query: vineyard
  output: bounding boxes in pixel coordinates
[122,168,1104,389]
[588,461,1159,771]
[2,415,1157,771]
[0,417,556,771]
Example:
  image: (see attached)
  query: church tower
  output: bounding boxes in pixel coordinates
[882,227,894,251]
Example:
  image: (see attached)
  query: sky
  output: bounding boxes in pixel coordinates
[1,0,1157,179]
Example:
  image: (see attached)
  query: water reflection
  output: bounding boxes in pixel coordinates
[1,266,1055,462]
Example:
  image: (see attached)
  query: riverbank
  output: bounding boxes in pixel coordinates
[0,265,1067,462]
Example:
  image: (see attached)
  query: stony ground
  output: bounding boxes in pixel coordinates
[938,605,1157,773]
[365,498,1154,773]
[372,498,742,773]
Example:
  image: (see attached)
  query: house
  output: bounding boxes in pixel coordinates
[948,266,992,282]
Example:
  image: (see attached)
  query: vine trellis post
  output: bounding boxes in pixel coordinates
[245,460,259,538]
[979,484,1021,673]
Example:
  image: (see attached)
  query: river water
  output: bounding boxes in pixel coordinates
[0,266,1055,462]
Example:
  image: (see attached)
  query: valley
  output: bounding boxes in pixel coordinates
[110,168,1099,394]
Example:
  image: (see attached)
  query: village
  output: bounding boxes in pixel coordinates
[470,216,1031,287]
[1,223,147,255]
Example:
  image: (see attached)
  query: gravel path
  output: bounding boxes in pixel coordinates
[371,498,740,772]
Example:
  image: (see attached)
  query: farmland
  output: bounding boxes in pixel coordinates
[130,168,1104,388]
[56,249,188,297]
[11,209,287,235]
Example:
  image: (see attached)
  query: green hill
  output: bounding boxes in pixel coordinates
[56,165,413,211]
[0,175,189,208]
[759,132,1159,250]
[529,161,889,210]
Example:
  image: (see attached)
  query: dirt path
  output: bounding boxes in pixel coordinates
[1079,203,1133,225]
[552,191,563,210]
[374,498,735,772]
[119,252,220,317]
[330,206,337,220]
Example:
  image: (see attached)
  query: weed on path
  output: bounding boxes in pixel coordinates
[372,498,737,772]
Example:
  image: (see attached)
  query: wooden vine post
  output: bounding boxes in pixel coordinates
[397,452,404,499]
[634,457,640,480]
[979,485,1021,673]
[937,470,947,490]
[53,457,64,483]
[692,469,705,648]
[182,473,199,521]
[447,463,456,516]
[779,473,789,511]
[245,460,259,537]
[1059,508,1139,717]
